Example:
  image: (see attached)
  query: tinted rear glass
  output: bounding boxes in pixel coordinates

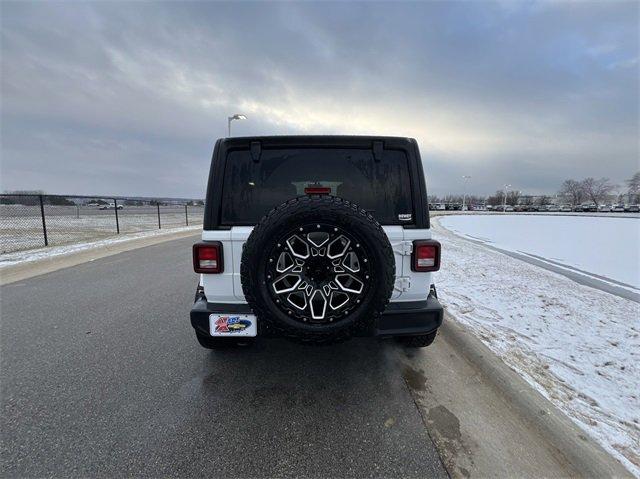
[220,148,413,225]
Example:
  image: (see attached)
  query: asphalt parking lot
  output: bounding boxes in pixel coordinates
[0,237,446,478]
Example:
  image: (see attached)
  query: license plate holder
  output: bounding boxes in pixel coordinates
[209,314,257,337]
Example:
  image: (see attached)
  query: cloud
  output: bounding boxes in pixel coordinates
[1,1,638,197]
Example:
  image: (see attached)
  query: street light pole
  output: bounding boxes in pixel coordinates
[462,175,471,210]
[227,114,247,136]
[503,184,511,213]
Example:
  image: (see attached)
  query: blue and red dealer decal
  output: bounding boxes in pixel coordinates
[214,316,252,333]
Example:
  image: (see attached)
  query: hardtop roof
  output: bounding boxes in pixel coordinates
[205,135,429,229]
[218,135,418,149]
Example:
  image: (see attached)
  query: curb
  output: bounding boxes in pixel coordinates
[0,228,200,285]
[440,316,632,478]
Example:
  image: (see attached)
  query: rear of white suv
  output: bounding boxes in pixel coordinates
[191,136,443,348]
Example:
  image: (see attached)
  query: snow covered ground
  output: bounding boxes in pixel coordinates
[0,205,204,254]
[433,216,640,475]
[440,214,640,291]
[0,226,200,269]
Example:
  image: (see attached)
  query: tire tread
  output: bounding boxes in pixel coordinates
[241,195,395,344]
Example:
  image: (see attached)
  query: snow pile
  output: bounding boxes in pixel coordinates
[440,214,640,290]
[433,218,640,476]
[0,226,200,269]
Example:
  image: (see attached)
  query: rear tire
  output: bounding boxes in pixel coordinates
[195,332,254,349]
[241,195,395,344]
[395,331,437,348]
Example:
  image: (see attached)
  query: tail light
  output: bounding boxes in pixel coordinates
[193,242,223,273]
[411,240,440,272]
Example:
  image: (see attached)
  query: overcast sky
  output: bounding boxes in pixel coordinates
[1,1,638,198]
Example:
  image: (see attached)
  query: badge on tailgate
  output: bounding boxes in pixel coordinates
[209,314,257,337]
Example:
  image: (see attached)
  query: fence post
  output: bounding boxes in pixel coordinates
[39,194,48,246]
[114,199,120,234]
[185,204,189,226]
[157,203,161,229]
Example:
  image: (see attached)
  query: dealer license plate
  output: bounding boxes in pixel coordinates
[209,314,257,337]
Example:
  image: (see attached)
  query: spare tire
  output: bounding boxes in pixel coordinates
[241,195,395,343]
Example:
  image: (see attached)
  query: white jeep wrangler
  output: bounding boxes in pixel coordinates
[191,136,443,347]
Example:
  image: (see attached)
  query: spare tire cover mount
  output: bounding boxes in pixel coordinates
[240,195,395,341]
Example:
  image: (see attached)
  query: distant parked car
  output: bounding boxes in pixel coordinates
[579,203,597,212]
[560,205,572,212]
[611,204,625,213]
[598,204,611,212]
[504,205,514,212]
[547,205,559,212]
[486,205,494,211]
[99,203,123,210]
[626,204,640,213]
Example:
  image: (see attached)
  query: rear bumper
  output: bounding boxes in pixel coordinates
[375,296,443,337]
[190,293,443,338]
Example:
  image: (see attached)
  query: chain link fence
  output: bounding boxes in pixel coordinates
[0,194,204,254]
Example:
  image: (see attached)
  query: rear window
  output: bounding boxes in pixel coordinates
[220,148,414,225]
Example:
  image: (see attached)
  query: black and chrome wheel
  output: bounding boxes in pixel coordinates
[267,223,371,324]
[241,195,395,343]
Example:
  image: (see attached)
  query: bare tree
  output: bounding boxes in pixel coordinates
[581,177,615,207]
[558,179,585,207]
[486,190,504,207]
[443,194,463,204]
[627,172,640,203]
[467,195,484,206]
[506,190,520,206]
[536,195,550,206]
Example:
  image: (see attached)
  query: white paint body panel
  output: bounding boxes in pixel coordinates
[201,225,433,304]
